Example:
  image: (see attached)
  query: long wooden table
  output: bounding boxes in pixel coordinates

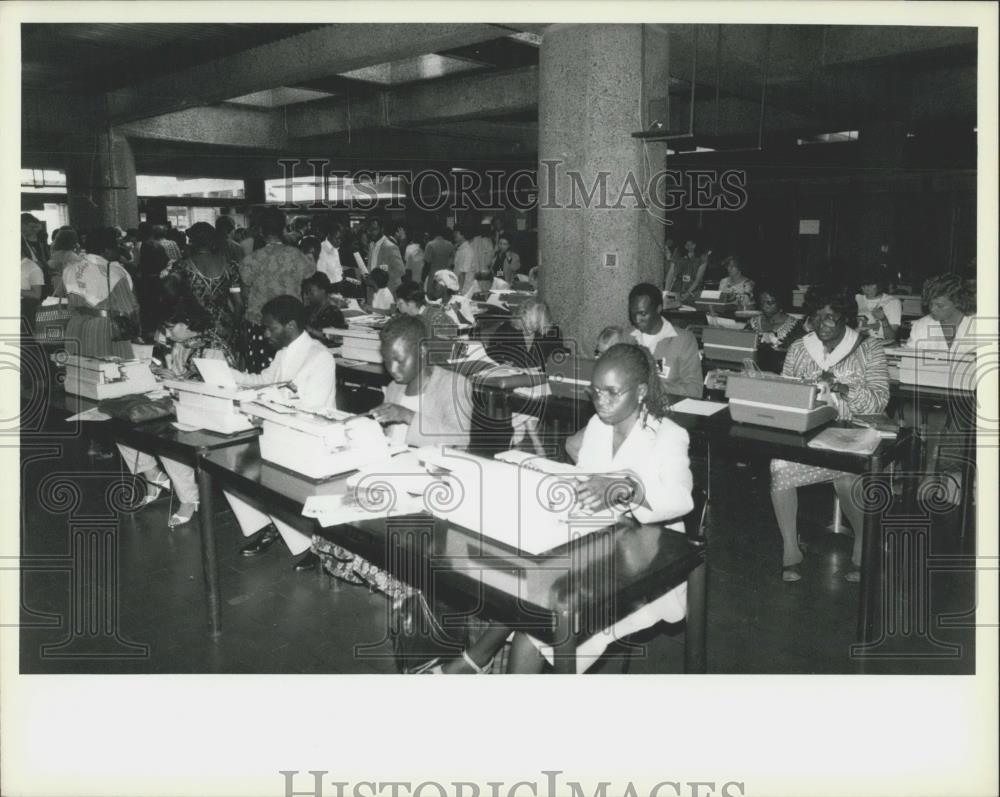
[198,441,708,673]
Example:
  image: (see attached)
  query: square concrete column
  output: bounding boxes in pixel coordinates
[538,24,667,352]
[65,129,139,230]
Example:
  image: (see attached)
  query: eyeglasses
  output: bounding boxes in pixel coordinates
[587,383,637,401]
[811,311,843,325]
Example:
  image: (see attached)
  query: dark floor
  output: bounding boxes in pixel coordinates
[17,423,977,675]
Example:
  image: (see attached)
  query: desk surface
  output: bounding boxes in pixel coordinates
[43,387,261,455]
[200,442,704,642]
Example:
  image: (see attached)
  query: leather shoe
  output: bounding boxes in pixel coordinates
[240,524,280,557]
[292,550,320,572]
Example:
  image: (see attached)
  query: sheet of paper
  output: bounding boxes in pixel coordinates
[670,399,729,416]
[66,407,112,422]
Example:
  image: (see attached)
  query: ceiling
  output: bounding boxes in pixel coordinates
[20,23,978,179]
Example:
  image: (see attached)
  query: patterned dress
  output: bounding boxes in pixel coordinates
[169,255,241,348]
[748,313,807,373]
[770,332,889,490]
[238,242,316,373]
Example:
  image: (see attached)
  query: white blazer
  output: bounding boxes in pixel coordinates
[576,412,694,529]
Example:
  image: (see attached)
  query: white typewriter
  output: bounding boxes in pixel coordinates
[242,401,393,480]
[159,358,266,434]
[884,345,976,391]
[410,448,599,556]
[61,354,159,401]
[725,373,838,433]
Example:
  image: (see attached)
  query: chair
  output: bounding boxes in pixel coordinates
[612,486,708,674]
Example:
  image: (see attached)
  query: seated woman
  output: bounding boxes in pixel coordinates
[490,235,522,286]
[369,314,473,447]
[301,272,347,340]
[745,281,807,373]
[368,267,395,314]
[427,269,476,328]
[771,286,889,584]
[718,255,755,308]
[902,273,976,502]
[855,277,902,342]
[472,269,510,298]
[486,297,566,369]
[566,330,666,463]
[439,343,694,673]
[486,298,567,453]
[396,281,457,340]
[117,294,237,527]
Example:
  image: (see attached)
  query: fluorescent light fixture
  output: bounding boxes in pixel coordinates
[226,87,337,107]
[508,31,542,46]
[340,54,482,85]
[796,130,859,145]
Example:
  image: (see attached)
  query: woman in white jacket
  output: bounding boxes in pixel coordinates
[435,343,695,673]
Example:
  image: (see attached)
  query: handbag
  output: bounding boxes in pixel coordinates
[98,394,175,424]
[34,299,72,341]
[106,263,140,342]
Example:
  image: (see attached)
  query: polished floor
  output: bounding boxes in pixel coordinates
[18,422,976,675]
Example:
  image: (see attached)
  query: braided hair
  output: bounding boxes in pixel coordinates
[598,343,672,420]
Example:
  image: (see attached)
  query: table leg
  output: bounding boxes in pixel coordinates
[552,608,578,674]
[684,560,707,674]
[195,459,222,638]
[857,464,882,645]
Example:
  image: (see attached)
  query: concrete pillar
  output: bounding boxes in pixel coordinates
[538,24,667,352]
[244,177,267,205]
[65,129,138,230]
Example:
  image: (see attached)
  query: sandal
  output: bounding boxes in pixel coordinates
[782,563,802,583]
[168,502,198,528]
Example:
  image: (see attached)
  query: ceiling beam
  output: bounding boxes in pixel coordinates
[106,23,510,124]
[285,65,538,139]
[118,105,287,149]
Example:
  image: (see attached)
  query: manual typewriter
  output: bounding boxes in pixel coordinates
[60,354,158,401]
[725,373,838,433]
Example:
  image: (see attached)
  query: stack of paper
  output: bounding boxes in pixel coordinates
[807,426,882,456]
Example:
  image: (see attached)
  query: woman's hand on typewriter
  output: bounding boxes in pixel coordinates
[369,402,415,425]
[573,473,632,514]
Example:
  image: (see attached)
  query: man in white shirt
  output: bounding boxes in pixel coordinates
[225,295,337,570]
[452,225,477,295]
[316,222,345,285]
[394,223,424,282]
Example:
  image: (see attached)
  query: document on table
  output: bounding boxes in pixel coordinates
[670,399,728,416]
[807,426,881,456]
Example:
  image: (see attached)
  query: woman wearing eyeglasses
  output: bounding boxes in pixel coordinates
[433,343,694,673]
[771,286,890,584]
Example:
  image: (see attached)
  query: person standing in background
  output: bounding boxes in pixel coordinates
[421,223,455,289]
[397,223,425,284]
[214,215,245,266]
[238,208,315,372]
[316,221,345,285]
[664,236,708,303]
[367,217,404,291]
[490,235,521,286]
[453,224,476,295]
[470,221,495,279]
